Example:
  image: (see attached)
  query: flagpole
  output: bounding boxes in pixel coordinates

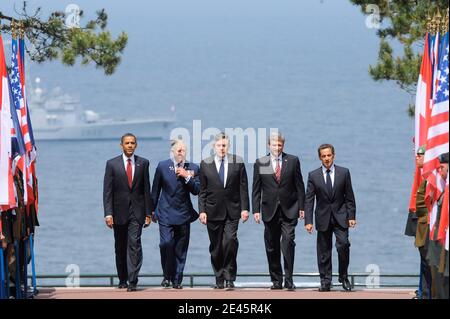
[0,247,4,299]
[23,238,28,298]
[13,239,21,299]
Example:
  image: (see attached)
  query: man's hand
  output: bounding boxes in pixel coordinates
[144,215,152,228]
[199,212,207,225]
[254,212,261,224]
[176,167,190,179]
[241,210,249,223]
[105,216,114,229]
[305,224,313,234]
[349,219,357,228]
[299,210,305,220]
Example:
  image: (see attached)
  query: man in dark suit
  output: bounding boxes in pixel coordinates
[198,132,250,289]
[304,144,356,292]
[152,139,200,289]
[103,133,153,292]
[252,132,305,291]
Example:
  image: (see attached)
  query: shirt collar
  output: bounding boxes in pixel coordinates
[215,154,228,163]
[123,153,135,163]
[270,153,282,162]
[173,159,185,168]
[322,164,335,174]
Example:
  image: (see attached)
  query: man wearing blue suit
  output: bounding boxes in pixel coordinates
[152,139,200,289]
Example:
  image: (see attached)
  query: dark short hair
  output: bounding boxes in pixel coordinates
[439,152,449,164]
[318,144,335,157]
[121,133,137,144]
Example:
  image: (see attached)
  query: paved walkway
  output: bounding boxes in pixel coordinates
[35,287,415,299]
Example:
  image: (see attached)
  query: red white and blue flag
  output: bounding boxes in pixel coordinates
[423,32,449,238]
[0,35,16,211]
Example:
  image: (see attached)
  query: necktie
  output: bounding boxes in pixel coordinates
[176,162,182,180]
[275,158,281,184]
[326,169,333,196]
[126,158,133,188]
[219,158,225,187]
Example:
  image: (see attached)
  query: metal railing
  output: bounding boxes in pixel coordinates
[33,272,419,288]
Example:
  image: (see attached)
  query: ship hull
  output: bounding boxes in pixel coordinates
[33,119,174,140]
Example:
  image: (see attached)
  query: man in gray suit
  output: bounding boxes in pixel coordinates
[304,144,356,292]
[103,133,153,291]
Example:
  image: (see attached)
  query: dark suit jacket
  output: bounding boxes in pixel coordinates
[198,154,249,221]
[151,159,200,226]
[103,154,153,226]
[252,153,305,222]
[304,165,356,231]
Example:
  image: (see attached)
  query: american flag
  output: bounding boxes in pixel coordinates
[10,38,32,152]
[423,32,449,238]
[0,35,16,211]
[18,38,37,208]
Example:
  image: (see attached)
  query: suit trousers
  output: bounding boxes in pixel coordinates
[113,211,143,285]
[418,240,432,299]
[317,215,350,286]
[263,207,298,285]
[206,218,239,282]
[159,223,191,285]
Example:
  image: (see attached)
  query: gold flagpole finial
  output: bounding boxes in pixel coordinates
[435,9,442,34]
[426,14,433,33]
[11,19,17,39]
[19,20,25,39]
[442,8,449,33]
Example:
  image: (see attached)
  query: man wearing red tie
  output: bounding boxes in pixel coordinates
[252,132,305,291]
[103,133,153,291]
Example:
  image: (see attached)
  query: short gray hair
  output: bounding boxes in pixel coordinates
[268,132,285,144]
[214,132,229,142]
[170,139,186,151]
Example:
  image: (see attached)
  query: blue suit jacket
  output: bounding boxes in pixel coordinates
[152,159,200,225]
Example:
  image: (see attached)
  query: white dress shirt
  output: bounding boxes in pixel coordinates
[270,154,283,172]
[214,155,228,187]
[322,164,335,187]
[123,153,135,180]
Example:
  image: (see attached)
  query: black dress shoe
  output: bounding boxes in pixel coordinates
[225,280,235,289]
[214,280,225,289]
[270,283,283,290]
[127,285,137,292]
[118,282,128,289]
[284,279,296,291]
[172,284,183,289]
[340,278,352,291]
[161,279,171,288]
[284,283,296,291]
[318,285,331,292]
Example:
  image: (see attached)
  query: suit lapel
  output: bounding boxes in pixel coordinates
[225,156,232,188]
[131,156,141,189]
[208,159,222,187]
[117,156,129,189]
[317,167,331,201]
[331,166,338,199]
[280,153,288,182]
